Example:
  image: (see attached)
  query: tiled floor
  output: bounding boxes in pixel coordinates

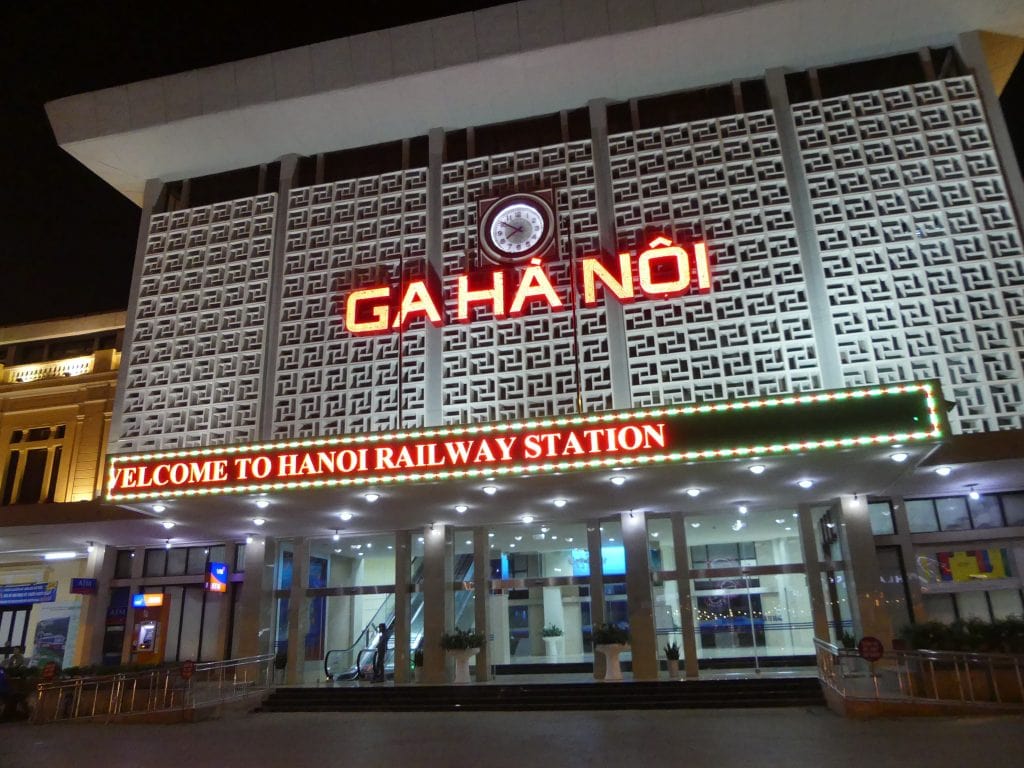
[5,707,1022,768]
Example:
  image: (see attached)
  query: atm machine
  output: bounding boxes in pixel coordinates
[130,594,170,665]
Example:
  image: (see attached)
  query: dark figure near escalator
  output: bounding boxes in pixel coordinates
[372,623,390,682]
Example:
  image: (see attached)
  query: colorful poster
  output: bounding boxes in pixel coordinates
[918,549,1010,583]
[31,603,80,668]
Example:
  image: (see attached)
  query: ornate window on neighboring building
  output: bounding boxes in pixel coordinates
[0,424,66,505]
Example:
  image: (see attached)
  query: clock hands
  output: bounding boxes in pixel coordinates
[500,220,524,235]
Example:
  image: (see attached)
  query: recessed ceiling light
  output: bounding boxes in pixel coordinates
[749,464,766,475]
[351,544,361,550]
[798,479,814,489]
[482,485,498,495]
[417,536,424,543]
[465,540,471,546]
[43,551,77,560]
[339,511,353,521]
[165,540,172,549]
[455,504,468,514]
[246,535,254,544]
[550,535,558,540]
[366,543,372,549]
[609,475,626,486]
[153,504,166,513]
[651,531,659,538]
[775,518,785,524]
[387,545,393,550]
[732,521,745,531]
[792,513,799,518]
[686,488,701,497]
[488,532,495,538]
[521,514,534,524]
[333,531,340,542]
[161,520,175,530]
[255,499,270,509]
[890,452,909,463]
[364,492,380,503]
[690,522,701,528]
[784,527,792,531]
[509,543,516,548]
[738,506,748,514]
[565,537,574,543]
[934,466,952,477]
[252,517,265,526]
[968,487,980,501]
[608,537,615,542]
[541,526,550,533]
[86,541,95,553]
[514,535,523,541]
[552,498,567,507]
[358,552,364,557]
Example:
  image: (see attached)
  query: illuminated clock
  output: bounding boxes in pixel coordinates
[479,192,556,265]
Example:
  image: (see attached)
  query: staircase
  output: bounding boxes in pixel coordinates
[258,677,825,712]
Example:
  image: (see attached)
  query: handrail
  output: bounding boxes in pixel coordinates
[31,653,275,724]
[814,637,1024,711]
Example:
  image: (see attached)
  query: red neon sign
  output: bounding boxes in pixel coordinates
[108,422,669,498]
[343,237,710,335]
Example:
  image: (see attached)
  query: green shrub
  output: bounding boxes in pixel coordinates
[440,628,485,650]
[592,623,630,645]
[899,616,1024,653]
[542,624,563,638]
[663,642,680,660]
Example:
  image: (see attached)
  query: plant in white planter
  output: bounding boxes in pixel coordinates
[441,628,485,684]
[542,624,564,657]
[664,642,681,679]
[592,623,630,681]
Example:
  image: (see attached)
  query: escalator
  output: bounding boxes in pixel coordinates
[324,554,476,681]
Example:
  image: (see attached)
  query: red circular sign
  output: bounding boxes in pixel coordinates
[41,661,58,681]
[857,636,884,662]
[180,660,195,680]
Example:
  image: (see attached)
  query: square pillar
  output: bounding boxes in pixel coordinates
[472,527,490,681]
[670,513,699,679]
[285,538,310,684]
[393,531,412,683]
[620,510,658,680]
[236,536,277,658]
[421,523,452,684]
[119,546,145,664]
[837,495,893,644]
[73,544,117,666]
[587,523,606,679]
[797,504,831,644]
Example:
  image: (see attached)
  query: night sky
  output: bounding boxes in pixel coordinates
[1,1,1021,327]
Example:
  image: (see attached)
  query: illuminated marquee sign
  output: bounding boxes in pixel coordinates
[206,562,229,593]
[132,593,165,608]
[343,236,711,334]
[106,382,944,501]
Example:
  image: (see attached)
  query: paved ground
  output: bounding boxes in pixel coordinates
[4,708,1023,768]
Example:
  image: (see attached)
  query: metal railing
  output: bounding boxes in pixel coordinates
[31,653,275,724]
[815,637,1024,711]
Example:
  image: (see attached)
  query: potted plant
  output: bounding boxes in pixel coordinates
[664,642,681,679]
[441,628,485,684]
[542,624,564,657]
[592,623,630,681]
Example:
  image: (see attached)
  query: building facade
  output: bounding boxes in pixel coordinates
[23,0,1024,682]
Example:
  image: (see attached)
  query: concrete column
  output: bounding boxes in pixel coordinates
[213,543,237,659]
[588,97,632,409]
[670,512,699,679]
[586,522,606,679]
[423,127,446,427]
[797,504,830,643]
[620,511,657,680]
[285,538,310,684]
[107,179,164,454]
[765,68,843,389]
[393,530,411,683]
[73,544,117,666]
[421,523,451,683]
[836,495,892,643]
[472,527,490,681]
[957,31,1024,232]
[889,496,928,623]
[236,536,277,658]
[258,154,300,440]
[120,546,146,663]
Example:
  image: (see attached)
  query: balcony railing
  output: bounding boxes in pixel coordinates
[815,637,1024,713]
[2,350,120,384]
[31,653,275,724]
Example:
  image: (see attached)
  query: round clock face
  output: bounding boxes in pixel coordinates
[480,193,555,265]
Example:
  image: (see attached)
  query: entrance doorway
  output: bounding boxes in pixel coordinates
[0,605,31,658]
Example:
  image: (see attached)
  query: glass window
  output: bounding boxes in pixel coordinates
[144,548,167,577]
[968,494,1003,529]
[989,589,1024,620]
[647,517,675,572]
[234,543,247,572]
[906,499,938,532]
[876,547,911,635]
[686,508,802,568]
[1002,493,1024,527]
[922,593,956,623]
[868,501,895,535]
[115,549,134,579]
[186,547,208,575]
[936,497,970,531]
[955,591,990,620]
[166,547,188,576]
[208,545,227,566]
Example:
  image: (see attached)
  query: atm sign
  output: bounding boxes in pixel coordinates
[132,593,164,608]
[206,562,229,593]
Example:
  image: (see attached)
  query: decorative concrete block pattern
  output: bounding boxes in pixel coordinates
[609,111,822,406]
[795,76,1024,433]
[275,170,429,436]
[440,141,613,423]
[119,194,276,450]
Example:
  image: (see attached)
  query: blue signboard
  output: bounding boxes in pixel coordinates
[70,578,98,595]
[206,562,229,593]
[0,582,58,606]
